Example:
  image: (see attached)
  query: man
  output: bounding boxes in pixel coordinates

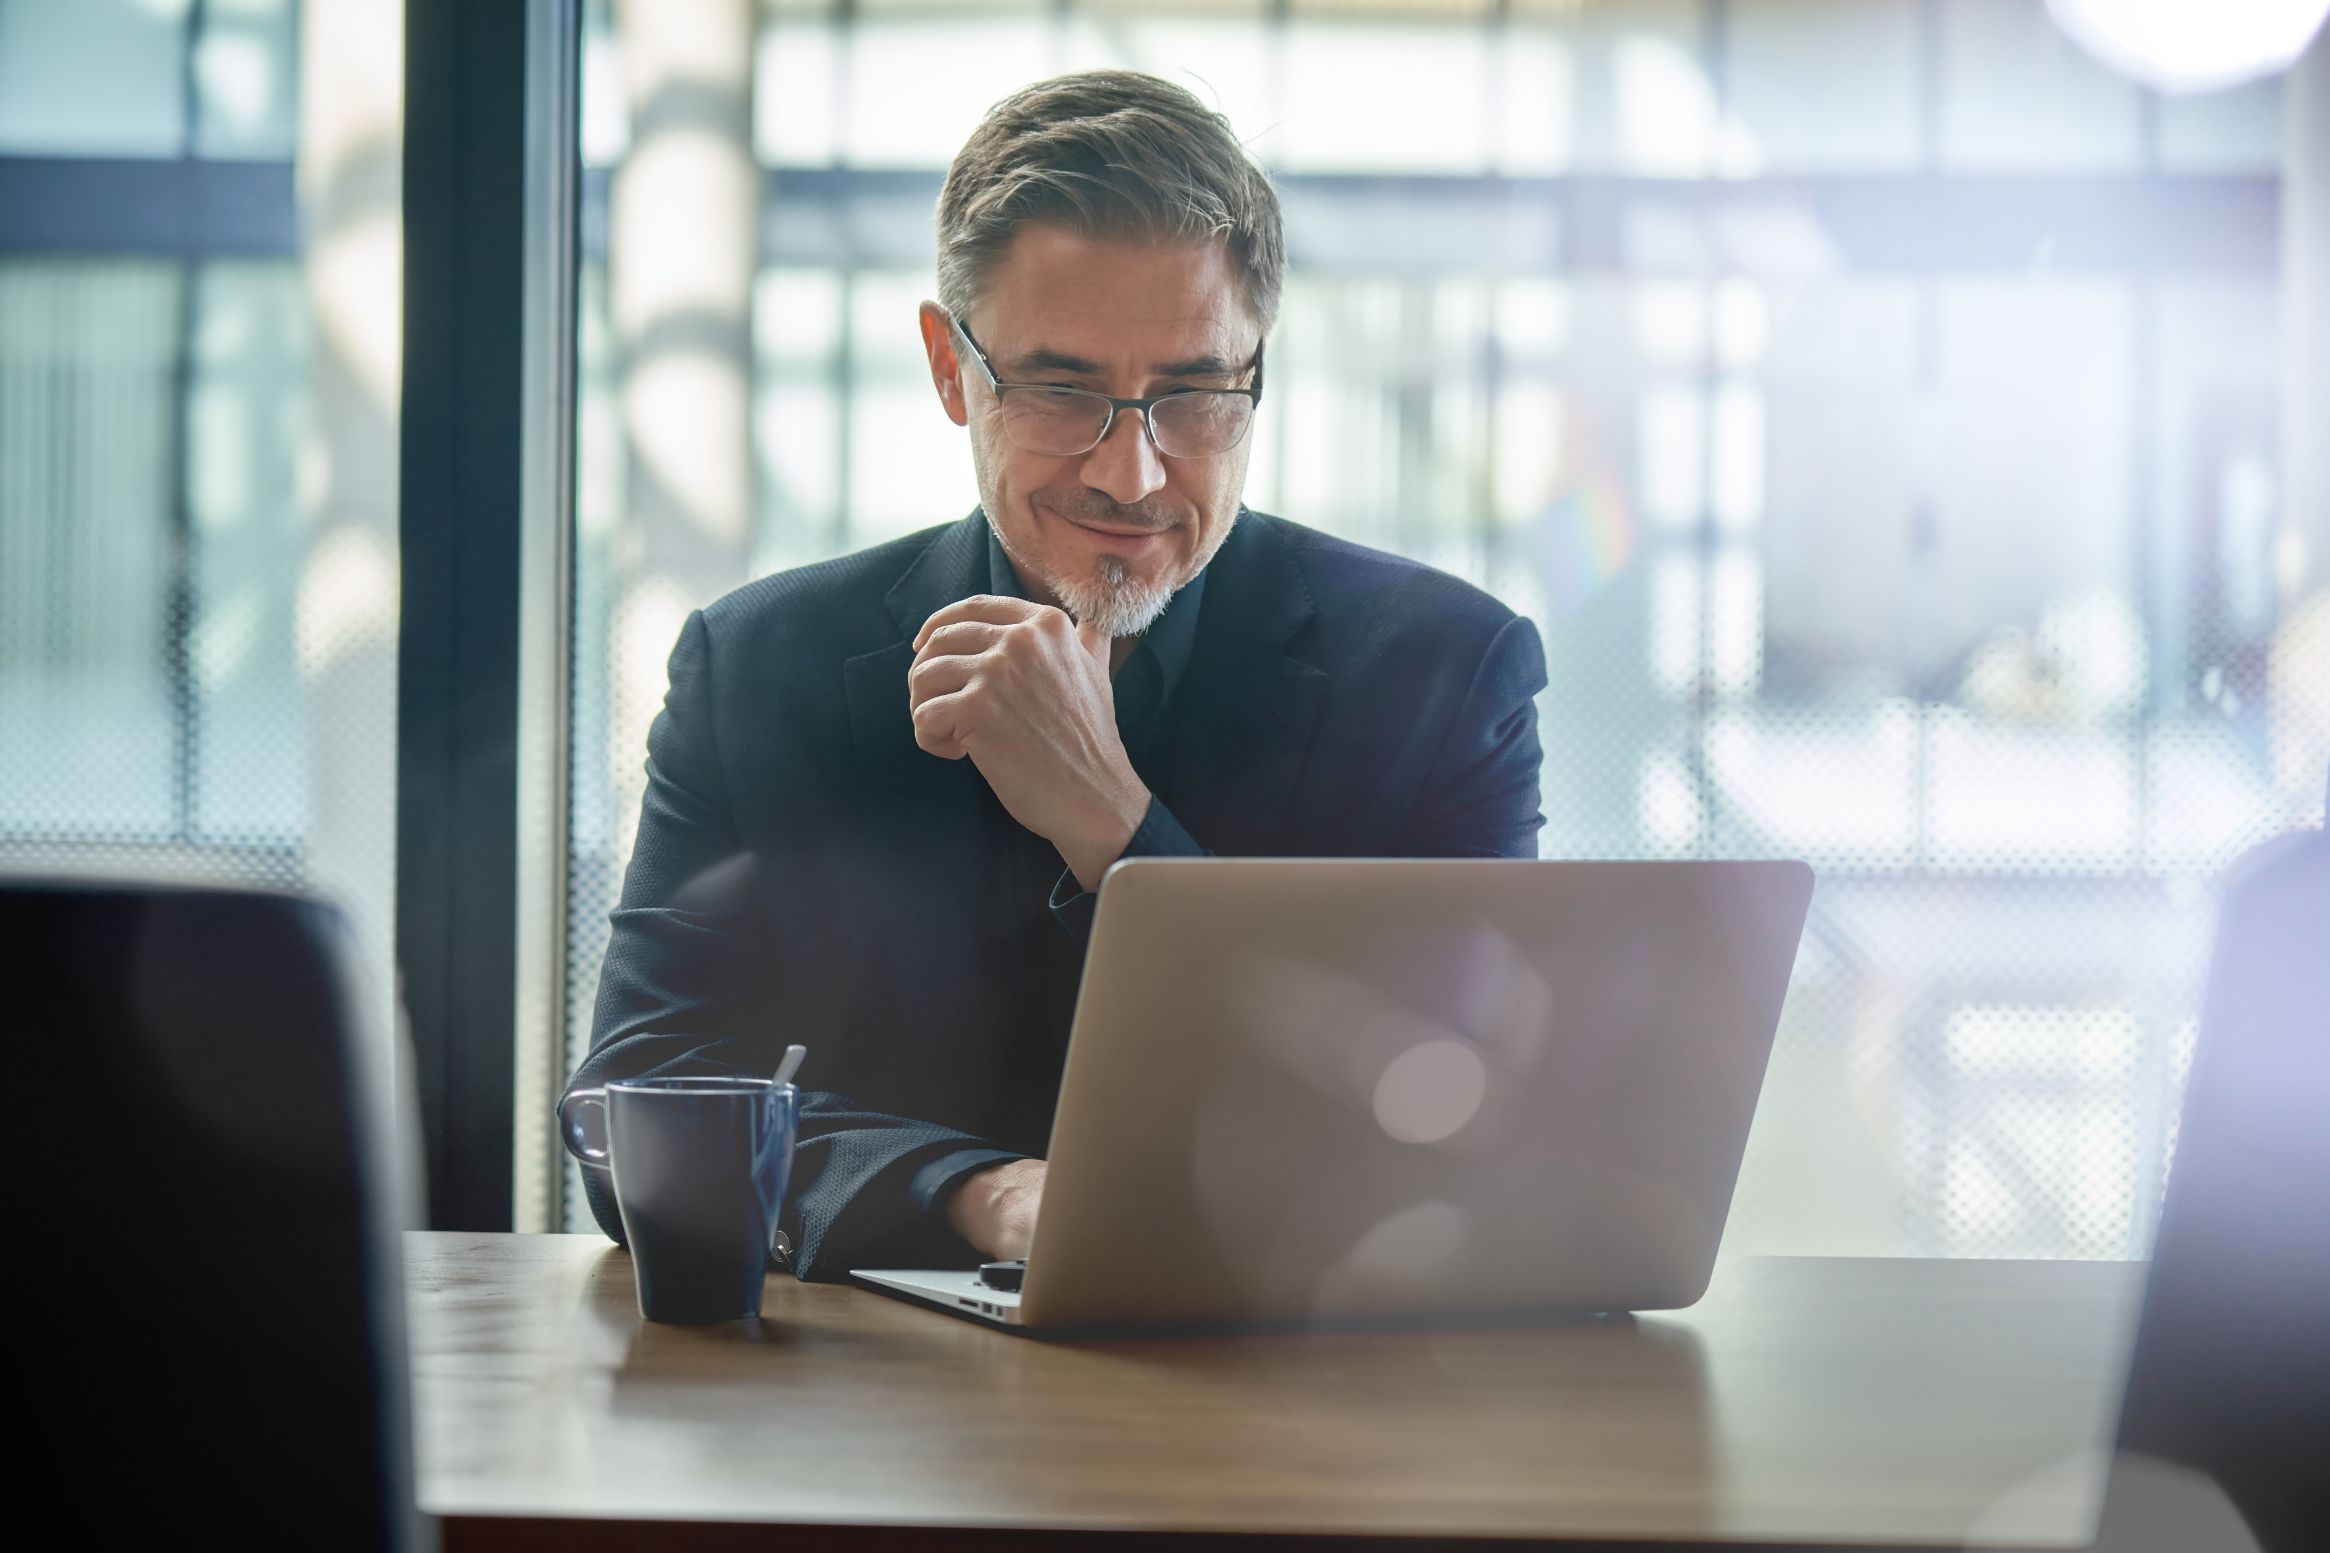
[568,70,1546,1279]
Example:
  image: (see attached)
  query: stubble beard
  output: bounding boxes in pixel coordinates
[968,420,1242,635]
[1046,552,1178,638]
[981,490,1194,639]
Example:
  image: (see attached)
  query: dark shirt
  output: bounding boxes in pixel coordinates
[905,534,1212,1214]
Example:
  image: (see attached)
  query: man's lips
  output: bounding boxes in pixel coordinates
[1058,513,1174,543]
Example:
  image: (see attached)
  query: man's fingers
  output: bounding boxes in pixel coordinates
[916,620,1009,660]
[906,652,979,707]
[911,688,977,759]
[914,594,1047,652]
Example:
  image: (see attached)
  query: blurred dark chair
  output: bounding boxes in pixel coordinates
[8,881,423,1551]
[2102,811,2329,1552]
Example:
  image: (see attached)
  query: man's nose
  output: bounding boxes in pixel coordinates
[1077,406,1169,507]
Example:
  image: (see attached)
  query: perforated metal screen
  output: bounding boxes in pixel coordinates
[0,260,313,885]
[554,3,2328,1253]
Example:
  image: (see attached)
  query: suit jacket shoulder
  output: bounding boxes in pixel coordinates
[1252,512,1523,661]
[696,519,967,671]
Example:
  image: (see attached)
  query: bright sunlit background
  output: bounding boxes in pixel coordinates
[0,0,403,1041]
[564,0,2330,1254]
[3,0,2325,1255]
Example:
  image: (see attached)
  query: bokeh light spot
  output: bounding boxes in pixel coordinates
[1372,1039,1488,1145]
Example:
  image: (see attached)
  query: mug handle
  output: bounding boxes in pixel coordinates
[558,1088,609,1164]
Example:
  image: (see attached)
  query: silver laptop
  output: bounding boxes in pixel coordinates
[856,856,1813,1334]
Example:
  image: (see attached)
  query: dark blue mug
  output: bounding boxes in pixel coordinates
[559,1076,798,1324]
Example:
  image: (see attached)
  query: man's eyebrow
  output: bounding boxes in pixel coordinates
[1000,346,1247,380]
[1007,346,1105,376]
[1152,352,1242,379]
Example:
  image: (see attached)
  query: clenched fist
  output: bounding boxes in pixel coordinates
[909,595,1151,890]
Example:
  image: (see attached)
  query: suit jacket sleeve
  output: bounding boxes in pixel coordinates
[1045,794,1208,941]
[1404,613,1548,858]
[565,609,1019,1279]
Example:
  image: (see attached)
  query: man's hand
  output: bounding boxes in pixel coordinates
[942,1158,1047,1260]
[909,596,1150,890]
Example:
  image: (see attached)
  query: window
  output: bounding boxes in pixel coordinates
[0,0,403,1041]
[543,0,2324,1259]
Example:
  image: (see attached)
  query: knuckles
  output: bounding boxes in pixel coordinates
[1003,608,1072,659]
[907,602,1078,727]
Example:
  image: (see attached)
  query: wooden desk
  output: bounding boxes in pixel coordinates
[410,1233,2141,1549]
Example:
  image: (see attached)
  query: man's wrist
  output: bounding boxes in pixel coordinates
[1060,780,1152,893]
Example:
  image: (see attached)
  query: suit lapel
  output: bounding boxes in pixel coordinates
[1166,513,1329,855]
[841,517,993,905]
[842,515,988,783]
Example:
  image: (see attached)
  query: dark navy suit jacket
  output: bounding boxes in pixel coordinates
[568,509,1547,1277]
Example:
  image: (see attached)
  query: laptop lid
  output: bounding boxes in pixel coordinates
[2100,820,2329,1552]
[1019,857,1814,1331]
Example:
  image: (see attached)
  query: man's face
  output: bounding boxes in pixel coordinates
[919,227,1260,635]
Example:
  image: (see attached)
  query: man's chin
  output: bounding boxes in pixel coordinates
[1051,569,1177,638]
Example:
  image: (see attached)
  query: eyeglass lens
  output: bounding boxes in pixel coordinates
[1000,388,1253,459]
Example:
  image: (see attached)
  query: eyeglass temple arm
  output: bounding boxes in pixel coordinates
[950,312,1000,388]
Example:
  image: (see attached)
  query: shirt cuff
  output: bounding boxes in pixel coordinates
[1047,796,1206,938]
[907,1147,1030,1217]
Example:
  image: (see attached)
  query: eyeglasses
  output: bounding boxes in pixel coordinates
[951,315,1263,460]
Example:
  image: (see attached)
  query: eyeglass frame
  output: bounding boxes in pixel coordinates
[948,313,1265,460]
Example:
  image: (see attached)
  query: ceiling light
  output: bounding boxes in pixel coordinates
[2048,0,2330,95]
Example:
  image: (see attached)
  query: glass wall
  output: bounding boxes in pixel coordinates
[0,0,404,1034]
[556,0,2327,1252]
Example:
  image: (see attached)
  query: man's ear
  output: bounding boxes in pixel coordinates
[918,302,970,427]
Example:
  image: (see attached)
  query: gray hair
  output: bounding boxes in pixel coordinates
[934,70,1285,336]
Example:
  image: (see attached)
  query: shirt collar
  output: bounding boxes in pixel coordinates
[984,522,1208,705]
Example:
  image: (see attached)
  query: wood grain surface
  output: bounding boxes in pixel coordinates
[409,1233,2141,1548]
